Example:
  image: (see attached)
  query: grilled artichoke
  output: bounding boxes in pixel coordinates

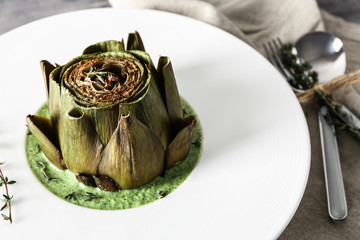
[26,32,197,191]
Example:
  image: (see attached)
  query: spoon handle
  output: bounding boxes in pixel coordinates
[318,105,347,221]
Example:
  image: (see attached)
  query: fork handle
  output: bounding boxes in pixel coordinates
[318,105,347,221]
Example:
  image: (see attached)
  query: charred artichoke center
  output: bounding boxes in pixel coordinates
[63,56,146,107]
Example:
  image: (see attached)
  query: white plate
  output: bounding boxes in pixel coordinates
[0,8,310,240]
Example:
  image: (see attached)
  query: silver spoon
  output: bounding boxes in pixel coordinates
[295,31,346,84]
[295,31,347,221]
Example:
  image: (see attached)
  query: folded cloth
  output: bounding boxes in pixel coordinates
[108,0,324,51]
[109,0,360,239]
[333,82,360,118]
[322,10,360,118]
[109,0,252,45]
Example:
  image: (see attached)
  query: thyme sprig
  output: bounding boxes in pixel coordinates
[87,66,107,80]
[84,192,102,201]
[64,190,102,201]
[280,43,318,90]
[65,190,82,201]
[315,90,360,139]
[36,161,61,182]
[0,162,15,223]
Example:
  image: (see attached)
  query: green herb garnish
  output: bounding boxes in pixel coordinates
[84,192,102,201]
[315,90,360,139]
[0,162,15,223]
[86,66,108,80]
[157,190,170,199]
[65,190,82,201]
[64,191,101,202]
[280,43,318,90]
[36,160,61,182]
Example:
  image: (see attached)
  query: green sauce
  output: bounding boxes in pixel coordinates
[25,98,202,210]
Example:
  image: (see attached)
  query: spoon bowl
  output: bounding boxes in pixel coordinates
[295,31,346,83]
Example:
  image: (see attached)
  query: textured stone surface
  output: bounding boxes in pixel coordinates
[0,0,110,35]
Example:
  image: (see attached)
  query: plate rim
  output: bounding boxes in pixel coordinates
[0,7,311,240]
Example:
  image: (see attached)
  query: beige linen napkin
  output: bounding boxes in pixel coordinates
[109,0,360,239]
[109,0,324,51]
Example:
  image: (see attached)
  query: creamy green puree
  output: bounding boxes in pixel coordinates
[25,98,202,210]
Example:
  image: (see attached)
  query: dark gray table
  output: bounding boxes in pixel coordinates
[0,0,109,35]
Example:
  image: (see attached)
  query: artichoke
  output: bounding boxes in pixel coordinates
[26,32,197,191]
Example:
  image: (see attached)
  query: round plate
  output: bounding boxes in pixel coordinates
[0,8,310,240]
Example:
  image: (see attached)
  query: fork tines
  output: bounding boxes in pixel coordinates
[263,38,291,81]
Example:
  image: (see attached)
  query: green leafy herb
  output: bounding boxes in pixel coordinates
[280,43,318,90]
[315,90,360,139]
[192,139,202,148]
[34,144,41,154]
[1,199,8,211]
[157,190,170,199]
[65,190,82,201]
[85,192,102,201]
[41,171,50,180]
[36,161,61,182]
[86,66,108,80]
[2,214,10,221]
[65,191,101,202]
[0,162,15,223]
[36,160,46,168]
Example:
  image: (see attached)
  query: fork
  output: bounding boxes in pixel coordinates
[263,38,291,80]
[265,38,348,221]
[263,38,302,93]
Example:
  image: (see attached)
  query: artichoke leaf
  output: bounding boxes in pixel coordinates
[93,176,120,192]
[60,85,79,119]
[26,115,65,170]
[119,80,171,148]
[57,108,103,175]
[76,174,96,187]
[126,31,145,51]
[83,105,119,146]
[128,50,162,96]
[98,113,165,189]
[40,60,56,100]
[82,39,125,54]
[48,66,62,126]
[158,56,183,135]
[165,116,197,170]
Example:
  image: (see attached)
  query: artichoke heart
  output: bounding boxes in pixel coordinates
[26,31,198,191]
